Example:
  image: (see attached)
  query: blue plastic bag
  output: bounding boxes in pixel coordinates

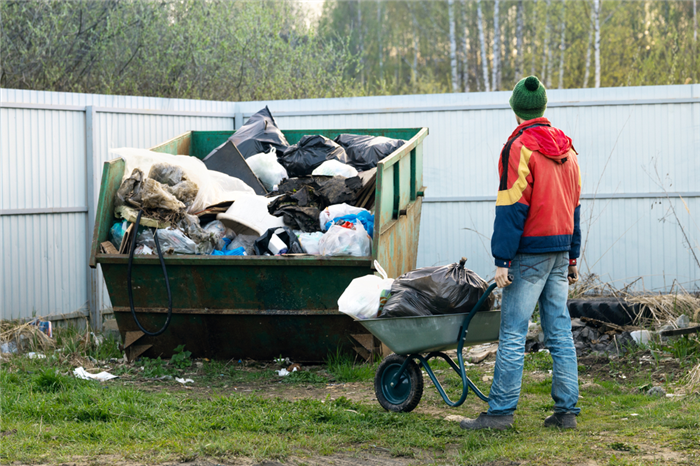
[324,211,374,238]
[211,247,246,256]
[109,220,130,250]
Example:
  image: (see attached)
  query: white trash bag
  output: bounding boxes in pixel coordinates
[338,261,393,320]
[245,147,288,191]
[298,231,324,255]
[318,222,371,257]
[319,203,369,230]
[311,160,358,178]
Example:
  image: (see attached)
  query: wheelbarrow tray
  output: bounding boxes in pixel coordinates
[359,310,500,355]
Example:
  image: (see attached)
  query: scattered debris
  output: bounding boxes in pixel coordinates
[444,415,465,423]
[73,367,118,382]
[175,377,194,384]
[646,386,666,397]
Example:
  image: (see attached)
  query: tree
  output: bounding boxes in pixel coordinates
[477,0,490,92]
[515,0,525,79]
[583,0,594,87]
[448,0,459,92]
[461,0,471,91]
[492,0,500,90]
[593,0,601,88]
[558,0,566,89]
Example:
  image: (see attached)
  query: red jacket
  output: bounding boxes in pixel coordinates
[491,117,581,267]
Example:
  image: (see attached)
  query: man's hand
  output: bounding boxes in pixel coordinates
[495,267,512,288]
[568,265,579,285]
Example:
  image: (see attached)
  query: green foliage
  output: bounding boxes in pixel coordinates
[667,336,700,365]
[169,345,192,370]
[32,369,73,393]
[1,1,696,100]
[139,345,192,377]
[325,349,378,383]
[0,0,358,100]
[282,370,328,385]
[523,350,554,372]
[320,0,699,95]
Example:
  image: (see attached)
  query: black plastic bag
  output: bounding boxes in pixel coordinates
[224,106,289,160]
[274,175,363,208]
[253,227,304,255]
[334,134,406,171]
[379,259,494,318]
[278,135,348,177]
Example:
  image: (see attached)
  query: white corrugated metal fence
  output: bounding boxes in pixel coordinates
[1,85,698,326]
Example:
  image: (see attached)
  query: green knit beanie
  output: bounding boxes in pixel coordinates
[509,76,548,120]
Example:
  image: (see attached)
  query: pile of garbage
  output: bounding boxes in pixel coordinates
[337,259,494,321]
[526,314,699,356]
[104,106,406,258]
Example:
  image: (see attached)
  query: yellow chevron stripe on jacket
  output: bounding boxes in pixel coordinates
[496,146,532,206]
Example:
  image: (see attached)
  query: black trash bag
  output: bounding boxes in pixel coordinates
[334,134,406,171]
[227,106,289,160]
[278,135,348,177]
[253,227,304,256]
[274,175,363,207]
[268,190,322,232]
[379,259,494,318]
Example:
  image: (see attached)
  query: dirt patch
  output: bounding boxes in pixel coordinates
[577,353,683,383]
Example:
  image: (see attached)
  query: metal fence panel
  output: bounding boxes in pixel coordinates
[1,85,698,323]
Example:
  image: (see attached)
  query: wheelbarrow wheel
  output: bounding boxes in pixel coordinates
[374,354,423,413]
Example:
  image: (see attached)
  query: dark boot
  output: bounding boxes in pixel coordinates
[544,413,577,429]
[460,412,513,431]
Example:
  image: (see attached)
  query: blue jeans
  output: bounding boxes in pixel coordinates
[487,252,580,416]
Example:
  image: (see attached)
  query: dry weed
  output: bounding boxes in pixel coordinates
[681,363,700,395]
[626,294,700,328]
[0,320,54,353]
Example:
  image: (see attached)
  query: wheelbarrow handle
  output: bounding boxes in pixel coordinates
[457,276,510,351]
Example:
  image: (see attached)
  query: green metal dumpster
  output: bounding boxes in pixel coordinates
[89,128,428,362]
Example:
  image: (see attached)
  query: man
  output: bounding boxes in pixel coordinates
[461,76,582,431]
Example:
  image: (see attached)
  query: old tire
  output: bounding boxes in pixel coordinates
[374,354,423,413]
[567,298,642,326]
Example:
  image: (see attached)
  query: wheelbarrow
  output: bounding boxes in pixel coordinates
[359,281,504,412]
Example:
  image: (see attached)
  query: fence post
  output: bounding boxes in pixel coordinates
[85,106,100,330]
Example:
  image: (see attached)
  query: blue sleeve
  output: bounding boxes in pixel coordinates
[569,205,581,260]
[491,203,529,267]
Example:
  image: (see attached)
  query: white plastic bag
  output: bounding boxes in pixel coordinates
[155,227,196,254]
[319,204,369,231]
[245,147,288,191]
[338,261,393,320]
[311,160,358,178]
[298,232,324,255]
[318,222,371,257]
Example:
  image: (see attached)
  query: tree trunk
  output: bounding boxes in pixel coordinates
[530,0,539,76]
[583,1,593,88]
[541,0,551,85]
[593,0,600,88]
[515,0,524,78]
[461,0,470,92]
[492,0,500,91]
[357,0,364,86]
[408,3,419,84]
[558,0,566,89]
[377,0,383,83]
[694,0,697,43]
[448,0,459,92]
[477,0,490,92]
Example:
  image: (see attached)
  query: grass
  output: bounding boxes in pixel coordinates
[1,326,700,465]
